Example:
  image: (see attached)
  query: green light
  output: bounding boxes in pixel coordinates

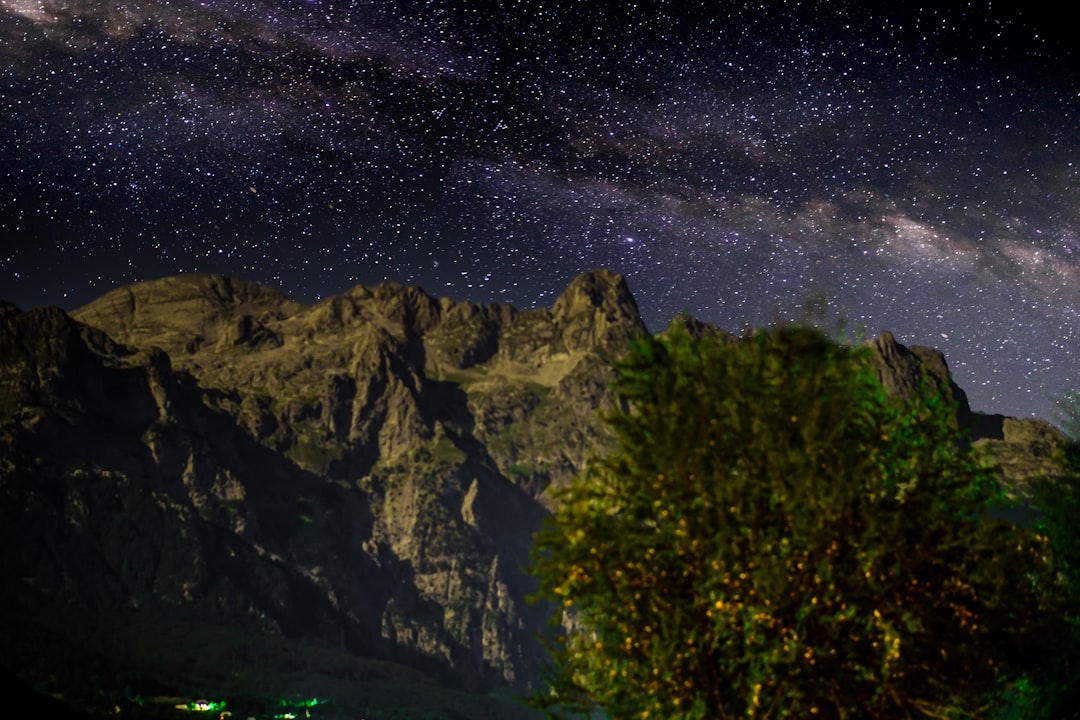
[275,697,325,709]
[188,700,227,712]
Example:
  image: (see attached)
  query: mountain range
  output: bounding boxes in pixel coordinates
[0,269,1067,719]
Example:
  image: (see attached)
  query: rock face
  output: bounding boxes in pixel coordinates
[865,331,1067,488]
[0,270,1065,716]
[969,415,1068,488]
[868,330,974,426]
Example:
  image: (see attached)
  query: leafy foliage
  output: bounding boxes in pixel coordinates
[1015,393,1080,720]
[532,323,1063,720]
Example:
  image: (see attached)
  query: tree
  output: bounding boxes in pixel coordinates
[1012,393,1080,720]
[531,323,1064,720]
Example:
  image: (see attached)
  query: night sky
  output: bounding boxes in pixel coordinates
[1,1,1077,421]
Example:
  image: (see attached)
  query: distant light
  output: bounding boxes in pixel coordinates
[188,699,227,712]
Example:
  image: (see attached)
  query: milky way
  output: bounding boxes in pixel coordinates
[0,0,1077,421]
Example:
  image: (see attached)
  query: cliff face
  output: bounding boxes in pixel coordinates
[0,271,1064,716]
[866,330,1067,487]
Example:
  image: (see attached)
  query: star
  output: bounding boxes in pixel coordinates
[0,0,1077,420]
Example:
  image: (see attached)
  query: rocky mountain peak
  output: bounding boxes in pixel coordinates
[868,330,973,427]
[368,282,443,335]
[550,269,646,352]
[71,273,303,357]
[551,268,639,322]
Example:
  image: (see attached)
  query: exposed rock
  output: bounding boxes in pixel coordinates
[461,478,481,528]
[670,313,736,342]
[973,415,1068,488]
[1003,416,1064,447]
[867,330,973,428]
[71,273,302,359]
[425,301,511,370]
[551,268,645,352]
[218,313,283,350]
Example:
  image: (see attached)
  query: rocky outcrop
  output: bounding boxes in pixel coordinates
[70,273,303,357]
[862,331,1067,487]
[971,415,1068,488]
[868,330,974,428]
[551,268,644,352]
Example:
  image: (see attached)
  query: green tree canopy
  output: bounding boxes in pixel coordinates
[531,323,1065,720]
[1017,393,1080,719]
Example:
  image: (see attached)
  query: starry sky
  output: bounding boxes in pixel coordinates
[0,0,1077,421]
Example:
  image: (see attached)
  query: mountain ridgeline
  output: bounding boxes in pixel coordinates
[0,270,1065,718]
